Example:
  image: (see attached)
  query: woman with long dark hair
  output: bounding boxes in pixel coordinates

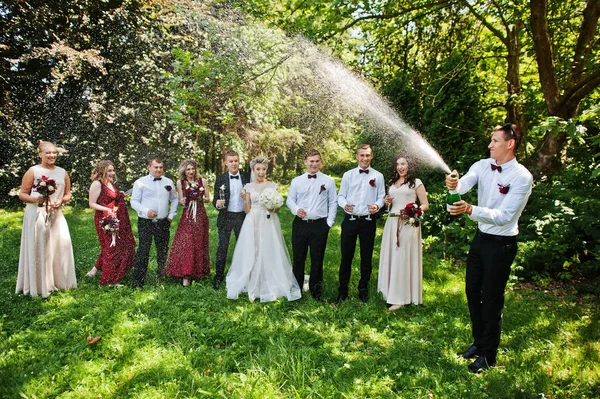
[377,154,429,310]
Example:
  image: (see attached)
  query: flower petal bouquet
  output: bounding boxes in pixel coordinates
[259,187,283,219]
[100,215,120,247]
[400,202,423,227]
[186,181,204,201]
[34,175,58,223]
[186,181,204,221]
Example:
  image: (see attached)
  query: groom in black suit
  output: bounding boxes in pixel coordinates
[212,150,250,289]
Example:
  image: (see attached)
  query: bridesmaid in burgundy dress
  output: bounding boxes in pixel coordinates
[86,160,136,285]
[165,160,211,286]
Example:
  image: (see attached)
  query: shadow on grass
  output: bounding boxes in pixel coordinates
[1,208,599,398]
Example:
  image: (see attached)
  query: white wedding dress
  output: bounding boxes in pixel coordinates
[226,182,301,303]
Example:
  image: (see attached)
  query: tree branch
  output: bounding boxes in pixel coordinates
[318,0,451,43]
[530,0,561,113]
[560,68,600,109]
[565,0,600,90]
[460,0,507,46]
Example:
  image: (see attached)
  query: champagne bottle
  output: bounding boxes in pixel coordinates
[446,173,461,212]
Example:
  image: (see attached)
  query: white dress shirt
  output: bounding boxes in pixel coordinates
[458,158,533,236]
[131,174,179,220]
[287,172,338,227]
[227,172,244,212]
[337,167,386,216]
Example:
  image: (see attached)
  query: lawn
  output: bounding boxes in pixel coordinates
[0,203,598,398]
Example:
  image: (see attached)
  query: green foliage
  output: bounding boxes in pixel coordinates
[422,53,487,172]
[518,112,600,280]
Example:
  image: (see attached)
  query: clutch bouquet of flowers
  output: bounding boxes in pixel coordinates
[259,187,283,219]
[393,203,423,247]
[186,181,204,221]
[34,175,58,224]
[401,202,423,227]
[100,214,120,247]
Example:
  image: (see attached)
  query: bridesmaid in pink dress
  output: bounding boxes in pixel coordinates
[86,160,136,285]
[165,160,211,286]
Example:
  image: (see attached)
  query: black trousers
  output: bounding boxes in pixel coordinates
[466,230,517,360]
[291,216,330,299]
[215,211,246,281]
[338,215,377,295]
[133,218,171,287]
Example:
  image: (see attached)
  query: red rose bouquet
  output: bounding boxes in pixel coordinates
[34,175,58,223]
[400,202,423,227]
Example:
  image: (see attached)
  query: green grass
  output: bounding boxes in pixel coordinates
[0,205,598,398]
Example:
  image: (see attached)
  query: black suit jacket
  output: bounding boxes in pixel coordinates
[212,171,250,222]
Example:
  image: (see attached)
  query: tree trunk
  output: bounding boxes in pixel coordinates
[505,21,527,149]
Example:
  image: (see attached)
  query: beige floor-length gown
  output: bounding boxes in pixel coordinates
[16,165,77,298]
[377,178,423,305]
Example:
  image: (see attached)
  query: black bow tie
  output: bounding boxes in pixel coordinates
[153,177,162,181]
[359,169,369,174]
[491,164,502,173]
[308,174,317,179]
[230,175,239,180]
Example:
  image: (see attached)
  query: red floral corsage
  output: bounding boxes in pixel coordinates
[320,184,326,194]
[165,185,172,192]
[369,178,376,187]
[498,184,510,194]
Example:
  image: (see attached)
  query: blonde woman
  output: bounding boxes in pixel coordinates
[16,141,77,298]
[86,160,136,285]
[165,160,211,286]
[226,157,301,302]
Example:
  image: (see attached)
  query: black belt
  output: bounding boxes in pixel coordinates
[296,216,326,223]
[345,214,372,220]
[477,229,516,243]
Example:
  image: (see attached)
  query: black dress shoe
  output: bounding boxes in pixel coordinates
[358,290,369,303]
[213,278,222,290]
[336,293,348,303]
[457,345,480,359]
[468,355,496,373]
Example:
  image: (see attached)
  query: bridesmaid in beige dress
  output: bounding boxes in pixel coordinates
[16,141,77,298]
[377,155,429,311]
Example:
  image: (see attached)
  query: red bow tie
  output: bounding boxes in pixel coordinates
[491,164,502,172]
[308,174,317,179]
[359,169,369,174]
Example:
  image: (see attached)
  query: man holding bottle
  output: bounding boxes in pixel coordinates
[446,123,533,373]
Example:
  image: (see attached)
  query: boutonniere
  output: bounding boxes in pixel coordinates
[369,178,376,187]
[319,184,326,194]
[498,184,510,194]
[165,185,172,192]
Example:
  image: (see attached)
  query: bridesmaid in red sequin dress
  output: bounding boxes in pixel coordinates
[165,160,211,286]
[86,160,136,285]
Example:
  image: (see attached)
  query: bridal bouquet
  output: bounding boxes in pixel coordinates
[34,175,58,223]
[100,215,120,247]
[259,187,283,219]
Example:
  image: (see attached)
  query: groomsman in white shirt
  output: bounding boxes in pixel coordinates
[447,123,533,373]
[287,149,337,300]
[131,157,178,288]
[337,144,385,303]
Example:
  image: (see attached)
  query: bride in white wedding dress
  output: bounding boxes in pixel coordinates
[226,157,301,303]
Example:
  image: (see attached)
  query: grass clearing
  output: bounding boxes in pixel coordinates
[0,205,598,398]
